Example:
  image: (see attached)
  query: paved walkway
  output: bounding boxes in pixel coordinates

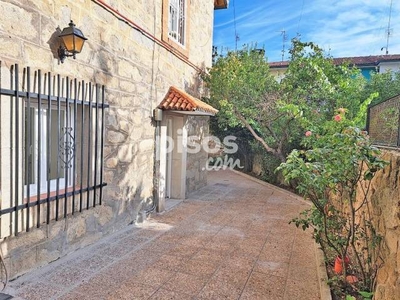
[5,170,323,300]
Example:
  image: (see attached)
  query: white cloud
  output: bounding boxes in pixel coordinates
[213,0,400,61]
[304,0,400,58]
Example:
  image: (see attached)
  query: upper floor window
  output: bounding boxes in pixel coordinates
[162,0,189,55]
[168,0,186,46]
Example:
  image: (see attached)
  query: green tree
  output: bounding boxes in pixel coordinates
[204,46,295,162]
[280,39,366,124]
[361,70,400,105]
[205,41,369,174]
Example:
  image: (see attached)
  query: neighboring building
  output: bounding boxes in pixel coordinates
[269,54,400,81]
[0,0,226,278]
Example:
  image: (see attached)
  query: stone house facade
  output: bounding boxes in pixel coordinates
[0,0,225,278]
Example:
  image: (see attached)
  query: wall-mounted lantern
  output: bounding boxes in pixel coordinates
[214,0,229,9]
[58,20,87,63]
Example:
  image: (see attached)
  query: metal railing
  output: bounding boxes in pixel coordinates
[367,95,400,148]
[0,63,108,237]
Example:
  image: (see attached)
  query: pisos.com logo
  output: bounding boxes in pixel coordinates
[165,130,243,171]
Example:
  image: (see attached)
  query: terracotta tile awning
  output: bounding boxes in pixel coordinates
[158,86,218,116]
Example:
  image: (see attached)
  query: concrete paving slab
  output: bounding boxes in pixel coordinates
[4,170,326,299]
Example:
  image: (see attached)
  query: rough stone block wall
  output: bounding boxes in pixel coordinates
[337,149,400,299]
[328,149,399,299]
[186,116,209,195]
[366,150,400,300]
[0,0,214,278]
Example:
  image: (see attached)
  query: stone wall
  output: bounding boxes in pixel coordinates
[332,149,399,299]
[0,0,215,278]
[186,116,209,195]
[366,149,400,300]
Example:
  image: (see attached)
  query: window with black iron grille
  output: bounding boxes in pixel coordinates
[0,62,108,237]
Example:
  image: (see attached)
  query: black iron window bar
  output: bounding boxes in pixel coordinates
[0,63,108,237]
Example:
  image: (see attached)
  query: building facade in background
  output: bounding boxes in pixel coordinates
[269,54,400,82]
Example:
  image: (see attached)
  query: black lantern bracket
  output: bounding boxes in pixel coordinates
[58,20,87,63]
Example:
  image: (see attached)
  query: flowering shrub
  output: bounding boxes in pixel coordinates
[334,114,342,122]
[277,108,387,299]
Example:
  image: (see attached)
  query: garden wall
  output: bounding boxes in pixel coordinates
[359,149,400,300]
[186,116,210,196]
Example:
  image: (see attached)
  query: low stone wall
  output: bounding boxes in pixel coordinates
[366,149,400,300]
[326,149,399,299]
[0,205,130,280]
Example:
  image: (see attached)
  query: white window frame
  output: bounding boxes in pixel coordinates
[24,103,74,197]
[168,0,186,46]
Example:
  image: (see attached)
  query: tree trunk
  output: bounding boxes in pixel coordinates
[235,112,286,162]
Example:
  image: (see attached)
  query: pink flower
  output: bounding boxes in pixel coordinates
[334,114,342,122]
[305,131,312,137]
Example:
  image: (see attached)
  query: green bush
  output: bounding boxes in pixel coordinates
[277,108,387,297]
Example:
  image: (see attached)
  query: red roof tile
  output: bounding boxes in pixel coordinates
[158,86,218,116]
[269,54,400,68]
[269,61,290,68]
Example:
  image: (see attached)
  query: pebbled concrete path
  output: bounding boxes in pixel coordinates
[5,170,323,300]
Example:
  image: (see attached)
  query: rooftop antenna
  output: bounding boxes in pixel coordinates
[381,0,393,55]
[233,0,239,51]
[279,29,287,61]
[235,34,240,51]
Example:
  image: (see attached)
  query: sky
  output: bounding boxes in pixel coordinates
[213,0,400,62]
